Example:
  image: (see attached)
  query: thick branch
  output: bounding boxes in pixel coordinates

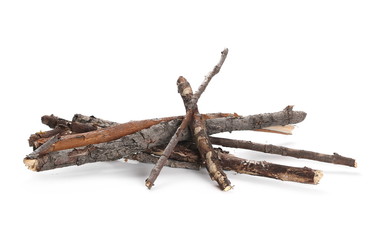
[206,105,306,135]
[210,137,357,167]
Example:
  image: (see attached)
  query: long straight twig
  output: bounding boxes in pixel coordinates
[210,137,357,167]
[145,48,229,189]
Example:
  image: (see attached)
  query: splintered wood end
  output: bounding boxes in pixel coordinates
[314,170,323,184]
[24,158,38,171]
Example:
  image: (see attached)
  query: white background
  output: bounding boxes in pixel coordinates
[1,1,384,239]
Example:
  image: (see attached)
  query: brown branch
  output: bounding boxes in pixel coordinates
[145,48,229,189]
[210,137,357,167]
[145,144,322,184]
[218,152,323,184]
[178,76,232,190]
[37,116,182,155]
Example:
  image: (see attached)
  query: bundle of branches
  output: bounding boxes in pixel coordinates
[24,48,357,191]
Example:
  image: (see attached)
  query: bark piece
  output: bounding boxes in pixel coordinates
[210,137,357,167]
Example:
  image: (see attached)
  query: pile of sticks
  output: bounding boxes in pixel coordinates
[24,49,356,191]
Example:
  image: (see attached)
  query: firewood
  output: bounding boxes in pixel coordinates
[23,48,356,191]
[23,110,307,172]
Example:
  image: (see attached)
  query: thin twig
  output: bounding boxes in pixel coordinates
[210,137,357,167]
[145,48,229,189]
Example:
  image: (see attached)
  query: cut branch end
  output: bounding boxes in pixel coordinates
[314,170,323,184]
[23,158,38,171]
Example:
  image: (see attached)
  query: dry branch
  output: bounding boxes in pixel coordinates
[219,152,323,184]
[178,76,232,190]
[210,137,357,167]
[145,48,229,189]
[23,47,356,191]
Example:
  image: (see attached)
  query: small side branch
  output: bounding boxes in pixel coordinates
[210,137,357,167]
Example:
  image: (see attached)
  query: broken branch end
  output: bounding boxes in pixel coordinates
[24,158,38,171]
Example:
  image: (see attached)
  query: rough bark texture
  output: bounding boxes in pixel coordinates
[178,76,232,190]
[219,152,323,184]
[205,105,305,134]
[23,46,357,191]
[145,48,230,189]
[192,114,232,190]
[33,113,240,149]
[24,137,324,185]
[144,109,195,189]
[24,108,307,172]
[210,137,357,167]
[38,116,182,155]
[126,152,201,170]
